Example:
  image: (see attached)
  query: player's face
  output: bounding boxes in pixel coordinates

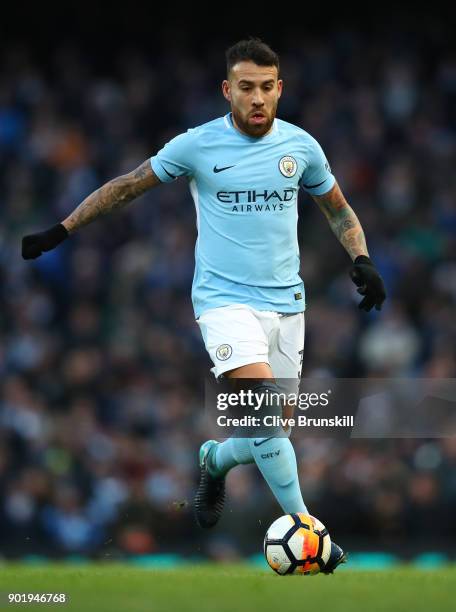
[222,62,282,138]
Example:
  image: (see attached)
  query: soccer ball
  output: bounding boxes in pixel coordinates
[264,513,331,575]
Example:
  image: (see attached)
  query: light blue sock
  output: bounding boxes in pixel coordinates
[248,436,308,514]
[208,437,254,477]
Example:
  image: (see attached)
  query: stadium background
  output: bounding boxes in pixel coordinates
[1,8,455,563]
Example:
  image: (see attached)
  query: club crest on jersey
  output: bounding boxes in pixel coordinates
[278,156,297,178]
[216,344,232,361]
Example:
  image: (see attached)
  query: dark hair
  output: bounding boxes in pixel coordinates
[226,38,279,75]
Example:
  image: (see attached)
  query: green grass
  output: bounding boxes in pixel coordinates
[1,563,456,612]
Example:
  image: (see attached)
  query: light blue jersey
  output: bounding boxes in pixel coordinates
[150,113,335,318]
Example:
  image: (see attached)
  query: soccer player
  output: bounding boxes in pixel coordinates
[22,38,386,573]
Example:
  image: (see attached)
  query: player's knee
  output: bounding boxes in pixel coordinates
[250,381,283,437]
[225,362,273,379]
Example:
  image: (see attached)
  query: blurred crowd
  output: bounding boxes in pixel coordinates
[1,21,456,559]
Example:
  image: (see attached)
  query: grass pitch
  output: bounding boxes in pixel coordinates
[1,563,455,612]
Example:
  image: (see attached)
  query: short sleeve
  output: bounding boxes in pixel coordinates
[299,138,335,196]
[150,129,196,183]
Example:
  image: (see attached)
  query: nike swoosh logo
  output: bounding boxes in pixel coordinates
[213,165,235,173]
[253,437,274,447]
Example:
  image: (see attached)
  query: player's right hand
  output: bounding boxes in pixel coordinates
[21,223,69,260]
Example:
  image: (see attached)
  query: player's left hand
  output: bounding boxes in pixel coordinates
[349,255,386,312]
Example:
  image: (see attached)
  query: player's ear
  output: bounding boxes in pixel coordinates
[222,80,231,102]
[277,79,283,99]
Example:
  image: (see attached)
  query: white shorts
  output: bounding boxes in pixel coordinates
[196,304,305,388]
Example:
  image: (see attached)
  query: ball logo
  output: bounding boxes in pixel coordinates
[279,156,297,178]
[216,344,232,361]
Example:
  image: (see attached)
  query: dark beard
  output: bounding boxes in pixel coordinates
[231,108,275,138]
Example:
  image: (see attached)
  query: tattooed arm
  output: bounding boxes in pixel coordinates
[312,182,387,311]
[312,182,368,261]
[21,160,162,260]
[62,160,161,234]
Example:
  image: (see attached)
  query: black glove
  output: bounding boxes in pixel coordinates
[22,223,69,260]
[350,255,386,312]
